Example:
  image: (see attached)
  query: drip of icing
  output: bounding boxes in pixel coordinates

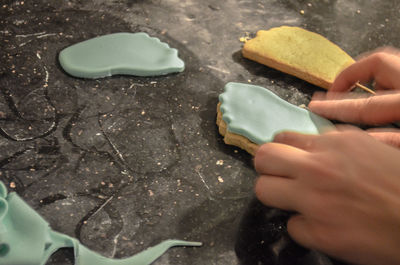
[59,32,185,79]
[0,181,201,265]
[219,82,334,144]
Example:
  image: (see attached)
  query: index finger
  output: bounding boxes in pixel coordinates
[331,52,400,92]
[309,92,400,124]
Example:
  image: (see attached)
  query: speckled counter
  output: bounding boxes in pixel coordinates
[1,1,399,264]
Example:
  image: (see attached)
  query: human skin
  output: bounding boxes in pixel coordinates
[255,129,400,265]
[254,50,400,265]
[309,49,400,146]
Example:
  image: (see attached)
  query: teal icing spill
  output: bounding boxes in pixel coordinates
[0,181,201,265]
[59,32,185,79]
[219,82,334,144]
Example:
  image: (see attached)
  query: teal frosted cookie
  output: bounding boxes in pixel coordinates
[59,32,184,78]
[217,82,334,155]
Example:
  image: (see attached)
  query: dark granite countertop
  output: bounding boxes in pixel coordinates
[1,1,399,264]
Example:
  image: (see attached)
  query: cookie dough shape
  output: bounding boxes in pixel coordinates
[59,32,185,79]
[242,26,355,89]
[217,82,334,155]
[0,181,201,265]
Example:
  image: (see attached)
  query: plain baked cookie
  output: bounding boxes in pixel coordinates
[242,26,355,89]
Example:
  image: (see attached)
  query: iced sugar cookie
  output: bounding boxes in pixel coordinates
[217,82,334,155]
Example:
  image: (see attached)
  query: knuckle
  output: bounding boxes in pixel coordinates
[254,177,269,203]
[307,154,345,181]
[325,131,364,150]
[254,178,263,198]
[358,96,375,124]
[254,143,277,170]
[370,52,389,65]
[311,226,339,252]
[254,142,271,157]
[272,131,287,142]
[254,144,270,170]
[385,133,400,147]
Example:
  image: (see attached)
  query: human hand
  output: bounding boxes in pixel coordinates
[331,47,400,92]
[308,49,400,146]
[254,128,400,265]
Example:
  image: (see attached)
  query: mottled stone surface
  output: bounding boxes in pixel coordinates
[1,0,399,264]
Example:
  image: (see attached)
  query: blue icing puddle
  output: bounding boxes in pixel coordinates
[0,181,201,265]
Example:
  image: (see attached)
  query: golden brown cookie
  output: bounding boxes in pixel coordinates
[242,26,355,89]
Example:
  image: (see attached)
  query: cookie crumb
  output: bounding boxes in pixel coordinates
[239,32,251,43]
[298,104,307,109]
[239,36,250,43]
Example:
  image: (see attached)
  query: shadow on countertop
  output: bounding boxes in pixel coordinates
[235,198,349,265]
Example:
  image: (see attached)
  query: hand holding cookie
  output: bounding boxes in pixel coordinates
[254,128,400,265]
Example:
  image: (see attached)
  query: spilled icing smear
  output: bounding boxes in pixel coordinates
[0,181,201,265]
[219,82,334,144]
[59,32,185,79]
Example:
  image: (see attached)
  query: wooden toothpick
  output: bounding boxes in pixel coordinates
[355,82,376,95]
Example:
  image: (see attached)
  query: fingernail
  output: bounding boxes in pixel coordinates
[273,132,286,142]
[311,92,326,101]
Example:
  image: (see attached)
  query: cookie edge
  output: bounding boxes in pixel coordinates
[216,102,259,156]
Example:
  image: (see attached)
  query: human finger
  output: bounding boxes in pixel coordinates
[331,52,400,92]
[254,142,310,177]
[287,215,316,250]
[374,83,388,91]
[308,92,400,125]
[273,131,319,151]
[367,128,400,147]
[356,46,400,60]
[310,91,326,101]
[334,124,363,132]
[310,91,370,104]
[254,175,298,211]
[330,54,382,92]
